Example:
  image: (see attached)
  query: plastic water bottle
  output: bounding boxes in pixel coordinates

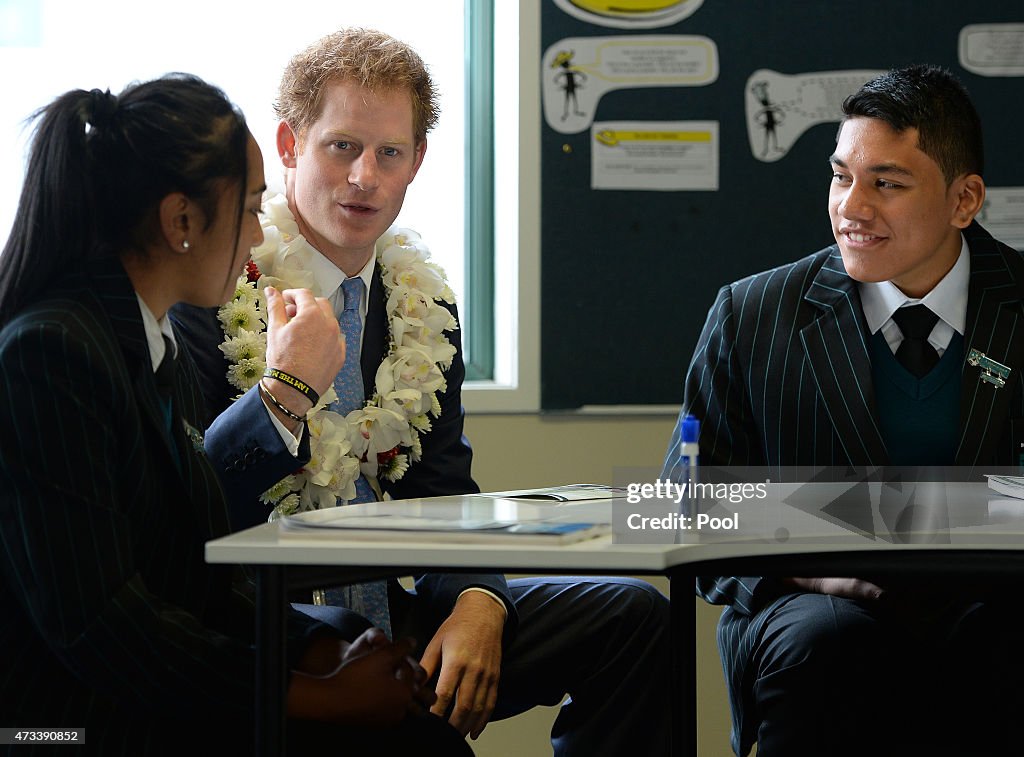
[680,414,700,520]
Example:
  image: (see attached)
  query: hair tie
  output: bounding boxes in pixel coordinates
[86,88,118,132]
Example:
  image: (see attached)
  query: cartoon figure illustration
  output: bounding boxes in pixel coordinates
[552,50,587,121]
[751,80,785,157]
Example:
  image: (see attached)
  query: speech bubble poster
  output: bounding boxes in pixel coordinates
[743,69,884,163]
[542,35,719,135]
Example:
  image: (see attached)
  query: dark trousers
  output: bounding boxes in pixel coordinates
[718,591,1023,757]
[303,575,671,756]
[288,712,473,755]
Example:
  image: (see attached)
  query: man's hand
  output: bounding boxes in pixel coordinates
[421,591,506,739]
[263,286,344,413]
[781,576,885,601]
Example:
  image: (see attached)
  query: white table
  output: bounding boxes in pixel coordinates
[205,483,1024,757]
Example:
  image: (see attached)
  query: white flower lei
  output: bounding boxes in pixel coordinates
[217,194,458,516]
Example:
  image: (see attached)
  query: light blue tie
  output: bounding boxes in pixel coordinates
[324,277,392,636]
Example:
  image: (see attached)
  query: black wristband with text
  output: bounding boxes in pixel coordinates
[263,367,320,407]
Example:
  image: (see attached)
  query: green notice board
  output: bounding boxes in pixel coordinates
[540,0,1024,409]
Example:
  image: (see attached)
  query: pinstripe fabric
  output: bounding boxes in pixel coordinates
[661,222,1024,755]
[664,221,1024,608]
[0,256,321,755]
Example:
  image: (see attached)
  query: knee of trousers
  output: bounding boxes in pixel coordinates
[508,576,670,649]
[608,577,670,629]
[743,593,888,682]
[562,576,669,640]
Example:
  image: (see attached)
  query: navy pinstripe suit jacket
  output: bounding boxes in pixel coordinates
[0,257,323,755]
[662,221,1024,616]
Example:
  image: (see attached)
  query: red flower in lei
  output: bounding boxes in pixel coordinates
[376,447,400,464]
[245,259,261,283]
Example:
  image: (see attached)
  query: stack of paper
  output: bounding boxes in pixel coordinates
[279,509,610,545]
[477,484,624,502]
[985,474,1024,500]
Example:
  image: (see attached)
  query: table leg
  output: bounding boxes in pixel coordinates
[671,571,697,757]
[256,565,286,757]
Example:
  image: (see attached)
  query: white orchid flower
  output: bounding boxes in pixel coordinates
[219,200,458,513]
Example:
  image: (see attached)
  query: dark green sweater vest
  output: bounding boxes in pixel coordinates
[869,331,963,466]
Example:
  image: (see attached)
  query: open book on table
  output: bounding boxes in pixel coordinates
[279,507,610,546]
[475,483,625,502]
[985,474,1024,500]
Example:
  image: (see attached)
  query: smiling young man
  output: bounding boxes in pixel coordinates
[663,65,1024,756]
[171,27,671,755]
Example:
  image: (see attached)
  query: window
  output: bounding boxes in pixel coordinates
[0,0,534,410]
[465,0,539,412]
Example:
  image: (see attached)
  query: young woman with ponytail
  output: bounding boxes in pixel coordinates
[0,73,468,756]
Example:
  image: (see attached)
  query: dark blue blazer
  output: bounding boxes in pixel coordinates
[0,256,326,755]
[170,266,518,631]
[662,221,1024,614]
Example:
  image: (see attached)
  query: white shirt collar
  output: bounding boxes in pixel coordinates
[305,249,376,319]
[858,235,969,350]
[135,293,177,372]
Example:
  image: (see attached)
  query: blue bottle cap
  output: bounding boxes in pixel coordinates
[682,413,700,443]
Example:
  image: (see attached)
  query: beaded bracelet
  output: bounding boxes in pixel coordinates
[258,380,306,423]
[263,367,320,407]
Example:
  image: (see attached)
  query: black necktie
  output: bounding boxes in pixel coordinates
[892,305,940,378]
[154,335,175,400]
[154,335,176,431]
[154,335,183,470]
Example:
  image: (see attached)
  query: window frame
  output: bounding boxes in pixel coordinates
[460,0,540,412]
[463,0,495,382]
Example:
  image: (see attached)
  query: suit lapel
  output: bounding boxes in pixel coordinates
[361,268,389,400]
[800,248,889,466]
[955,222,1024,466]
[171,345,235,541]
[92,256,228,540]
[91,257,181,465]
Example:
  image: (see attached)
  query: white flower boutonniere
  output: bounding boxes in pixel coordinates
[217,194,457,516]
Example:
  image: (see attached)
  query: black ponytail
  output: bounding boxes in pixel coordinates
[0,73,248,327]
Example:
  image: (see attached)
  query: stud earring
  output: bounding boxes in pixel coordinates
[182,240,190,250]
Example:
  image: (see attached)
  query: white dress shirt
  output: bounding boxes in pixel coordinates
[136,293,177,370]
[858,235,969,356]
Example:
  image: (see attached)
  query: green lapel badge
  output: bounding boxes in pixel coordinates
[182,419,206,455]
[967,347,1011,389]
